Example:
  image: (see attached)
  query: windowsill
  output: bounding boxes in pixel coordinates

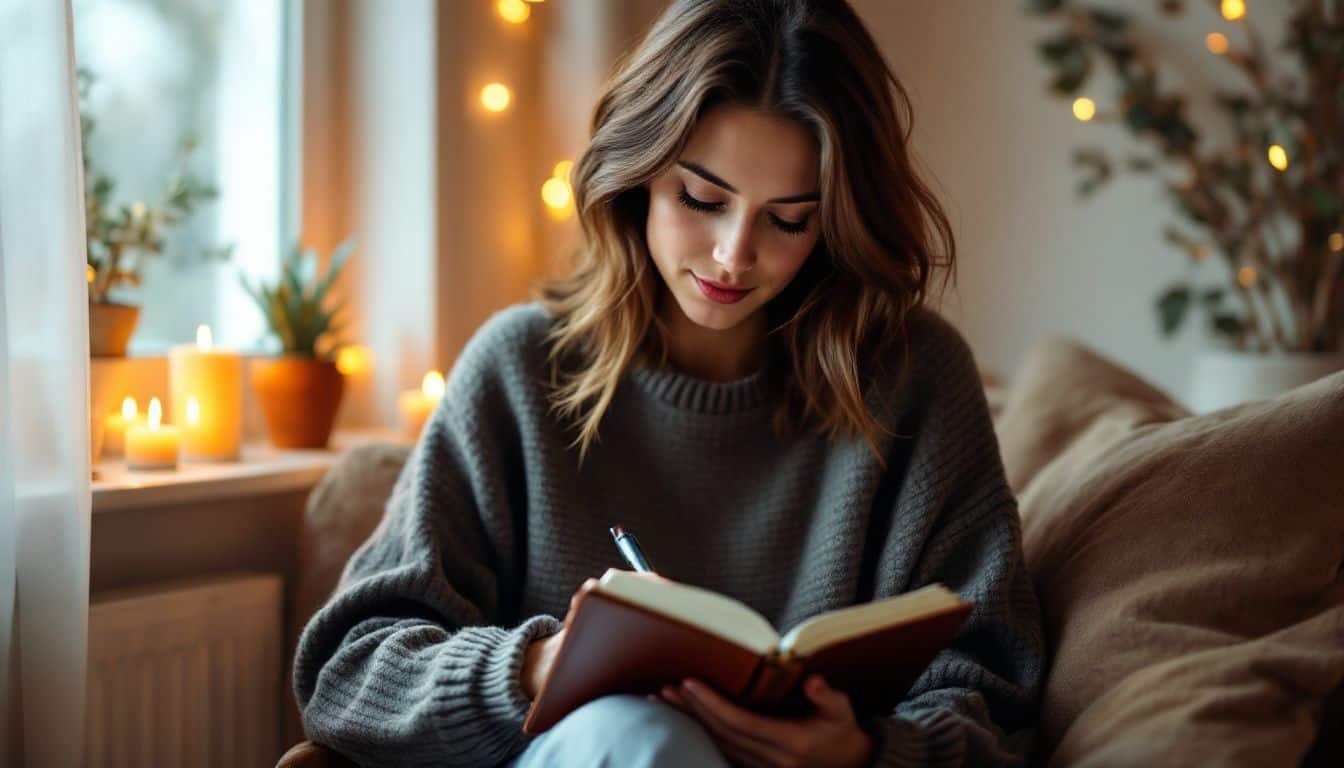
[92,428,406,514]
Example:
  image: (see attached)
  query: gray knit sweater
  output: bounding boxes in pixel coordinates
[293,302,1044,767]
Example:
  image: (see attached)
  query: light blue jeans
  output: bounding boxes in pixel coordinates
[505,694,731,767]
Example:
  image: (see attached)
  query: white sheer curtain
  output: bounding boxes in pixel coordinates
[0,1,93,766]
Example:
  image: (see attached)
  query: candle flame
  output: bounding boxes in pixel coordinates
[148,397,163,431]
[422,370,446,399]
[196,324,213,351]
[121,396,137,420]
[336,345,374,376]
[186,396,200,427]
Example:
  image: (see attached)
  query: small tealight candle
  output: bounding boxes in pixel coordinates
[102,397,144,459]
[125,397,180,471]
[398,370,445,441]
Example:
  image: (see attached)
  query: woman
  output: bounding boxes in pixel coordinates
[293,1,1044,766]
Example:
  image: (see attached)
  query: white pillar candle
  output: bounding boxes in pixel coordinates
[169,324,243,461]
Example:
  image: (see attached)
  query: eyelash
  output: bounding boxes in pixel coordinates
[676,187,811,236]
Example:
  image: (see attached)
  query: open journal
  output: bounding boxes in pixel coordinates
[522,570,973,734]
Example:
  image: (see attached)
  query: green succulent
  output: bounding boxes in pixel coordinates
[241,239,354,358]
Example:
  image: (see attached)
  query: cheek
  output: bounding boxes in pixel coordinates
[761,236,818,284]
[646,196,712,266]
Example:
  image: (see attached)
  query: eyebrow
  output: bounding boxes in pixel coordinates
[676,160,820,204]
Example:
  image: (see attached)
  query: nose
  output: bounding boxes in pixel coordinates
[712,213,756,276]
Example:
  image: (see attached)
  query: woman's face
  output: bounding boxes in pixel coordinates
[644,103,822,332]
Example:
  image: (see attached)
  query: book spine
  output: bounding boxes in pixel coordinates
[741,651,806,706]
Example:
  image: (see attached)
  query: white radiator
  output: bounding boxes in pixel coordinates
[86,573,284,768]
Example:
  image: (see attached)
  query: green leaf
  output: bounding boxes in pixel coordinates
[1088,9,1129,34]
[311,238,355,309]
[1156,284,1192,336]
[1125,155,1157,172]
[298,248,319,293]
[1038,35,1079,63]
[1025,0,1067,14]
[1211,313,1244,338]
[283,254,306,300]
[1125,103,1155,132]
[1049,63,1090,96]
[1309,186,1343,219]
[238,272,264,310]
[1200,287,1225,308]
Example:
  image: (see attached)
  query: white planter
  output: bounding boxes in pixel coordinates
[1187,349,1344,414]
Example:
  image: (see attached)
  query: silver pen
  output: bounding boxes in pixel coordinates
[609,525,655,573]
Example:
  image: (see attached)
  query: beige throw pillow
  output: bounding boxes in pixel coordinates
[994,338,1344,767]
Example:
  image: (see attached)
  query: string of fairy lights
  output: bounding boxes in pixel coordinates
[1061,0,1338,294]
[1068,0,1283,184]
[485,0,577,222]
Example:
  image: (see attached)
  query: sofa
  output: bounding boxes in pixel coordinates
[278,335,1344,767]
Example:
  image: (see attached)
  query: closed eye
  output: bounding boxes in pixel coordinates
[676,187,811,236]
[676,187,723,214]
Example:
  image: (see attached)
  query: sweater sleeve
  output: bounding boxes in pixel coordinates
[868,318,1046,768]
[291,314,563,767]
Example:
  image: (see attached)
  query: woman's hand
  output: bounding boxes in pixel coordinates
[520,628,565,700]
[656,674,874,768]
[522,575,595,699]
[523,569,670,699]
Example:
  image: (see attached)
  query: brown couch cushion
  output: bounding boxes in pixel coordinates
[996,338,1344,767]
[293,442,413,626]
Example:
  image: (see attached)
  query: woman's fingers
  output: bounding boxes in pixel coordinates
[678,680,797,766]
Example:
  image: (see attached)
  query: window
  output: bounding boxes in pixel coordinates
[73,0,301,353]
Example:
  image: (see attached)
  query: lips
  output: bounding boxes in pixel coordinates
[692,274,753,304]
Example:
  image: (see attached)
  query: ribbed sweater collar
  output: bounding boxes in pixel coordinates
[625,360,775,415]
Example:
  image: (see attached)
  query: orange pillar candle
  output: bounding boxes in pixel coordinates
[126,398,180,470]
[398,370,445,441]
[170,324,243,461]
[102,397,144,459]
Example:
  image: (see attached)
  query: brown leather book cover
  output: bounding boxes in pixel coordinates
[522,584,972,734]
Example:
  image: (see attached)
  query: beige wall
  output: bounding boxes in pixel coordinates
[854,0,1293,400]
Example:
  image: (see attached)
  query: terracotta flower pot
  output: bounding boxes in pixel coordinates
[250,356,345,449]
[88,301,141,357]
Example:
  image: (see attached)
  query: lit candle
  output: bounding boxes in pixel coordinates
[125,397,180,470]
[169,324,243,461]
[102,397,144,459]
[398,370,446,441]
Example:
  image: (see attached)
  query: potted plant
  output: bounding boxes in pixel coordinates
[80,69,230,356]
[241,239,354,449]
[1028,0,1344,411]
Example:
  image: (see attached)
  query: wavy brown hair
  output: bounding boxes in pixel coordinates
[539,0,955,466]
